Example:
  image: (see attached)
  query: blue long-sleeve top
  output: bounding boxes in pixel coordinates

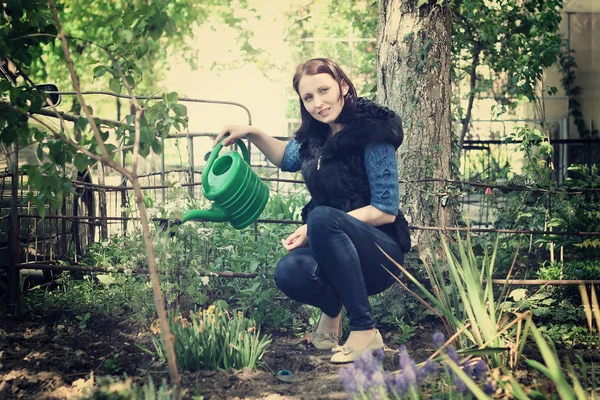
[280,137,399,214]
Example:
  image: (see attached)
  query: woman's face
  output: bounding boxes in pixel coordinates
[298,73,348,132]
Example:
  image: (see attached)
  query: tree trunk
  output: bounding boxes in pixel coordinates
[377,0,456,251]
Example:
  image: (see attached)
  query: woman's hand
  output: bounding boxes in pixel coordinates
[213,125,287,167]
[281,224,308,252]
[213,125,258,148]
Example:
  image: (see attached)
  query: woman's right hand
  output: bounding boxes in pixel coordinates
[213,125,258,148]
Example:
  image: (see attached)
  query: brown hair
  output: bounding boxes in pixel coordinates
[292,58,357,140]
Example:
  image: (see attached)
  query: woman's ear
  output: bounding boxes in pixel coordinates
[341,81,349,96]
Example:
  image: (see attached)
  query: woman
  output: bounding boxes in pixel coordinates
[213,58,410,363]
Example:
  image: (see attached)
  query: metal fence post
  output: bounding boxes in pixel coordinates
[187,136,195,197]
[161,137,166,202]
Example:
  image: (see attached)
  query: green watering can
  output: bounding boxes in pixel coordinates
[161,136,269,233]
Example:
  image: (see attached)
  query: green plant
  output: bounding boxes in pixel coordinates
[461,143,513,182]
[382,233,527,369]
[76,312,91,331]
[537,323,600,349]
[369,288,424,344]
[104,353,123,374]
[151,303,272,371]
[340,333,496,399]
[82,376,178,400]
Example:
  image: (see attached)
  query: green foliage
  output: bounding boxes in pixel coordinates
[0,0,258,219]
[537,260,600,284]
[370,286,426,343]
[537,323,600,349]
[557,41,598,139]
[538,165,600,253]
[452,0,563,116]
[522,322,578,399]
[486,127,600,262]
[386,232,521,369]
[76,311,91,330]
[103,353,123,374]
[461,142,513,182]
[81,376,178,400]
[151,303,272,371]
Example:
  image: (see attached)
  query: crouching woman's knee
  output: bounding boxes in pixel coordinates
[273,254,296,295]
[306,206,342,235]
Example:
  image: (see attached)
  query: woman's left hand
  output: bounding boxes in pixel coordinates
[281,224,308,252]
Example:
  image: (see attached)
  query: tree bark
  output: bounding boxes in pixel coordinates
[377,0,456,251]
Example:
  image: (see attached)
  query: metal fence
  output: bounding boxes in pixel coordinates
[2,100,600,312]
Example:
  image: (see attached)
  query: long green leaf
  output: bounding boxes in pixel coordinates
[507,374,532,400]
[442,234,484,345]
[379,247,474,342]
[528,324,577,400]
[443,354,493,399]
[459,347,509,356]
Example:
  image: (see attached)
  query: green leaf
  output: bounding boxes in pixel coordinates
[417,0,429,7]
[73,154,90,172]
[93,66,108,78]
[97,274,117,285]
[125,75,136,89]
[171,103,187,117]
[151,139,163,154]
[117,29,133,43]
[135,42,149,59]
[510,288,528,301]
[109,78,121,94]
[75,117,88,132]
[165,92,178,104]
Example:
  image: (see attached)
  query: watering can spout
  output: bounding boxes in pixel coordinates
[181,206,230,224]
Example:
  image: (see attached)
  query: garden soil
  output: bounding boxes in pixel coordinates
[0,311,438,400]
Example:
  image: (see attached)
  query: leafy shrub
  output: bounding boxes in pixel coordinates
[537,259,600,300]
[151,302,272,371]
[538,260,600,282]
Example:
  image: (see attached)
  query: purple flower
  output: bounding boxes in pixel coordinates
[371,370,385,387]
[354,369,367,390]
[432,331,445,348]
[474,359,487,380]
[399,345,416,371]
[339,348,387,395]
[374,348,384,362]
[463,362,474,379]
[484,380,495,395]
[392,373,408,396]
[447,347,459,364]
[339,367,359,393]
[454,375,468,393]
[416,360,437,381]
[403,364,417,386]
[384,373,397,393]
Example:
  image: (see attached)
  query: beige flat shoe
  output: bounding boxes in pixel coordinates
[330,329,384,364]
[312,314,343,350]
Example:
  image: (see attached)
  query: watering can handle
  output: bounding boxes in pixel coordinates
[203,134,250,188]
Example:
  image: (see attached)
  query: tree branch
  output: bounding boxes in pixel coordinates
[0,101,102,164]
[459,42,481,150]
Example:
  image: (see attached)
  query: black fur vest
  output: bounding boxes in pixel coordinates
[296,97,411,252]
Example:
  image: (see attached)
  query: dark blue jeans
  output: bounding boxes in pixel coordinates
[274,206,405,331]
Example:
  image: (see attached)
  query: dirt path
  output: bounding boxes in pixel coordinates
[0,311,437,399]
